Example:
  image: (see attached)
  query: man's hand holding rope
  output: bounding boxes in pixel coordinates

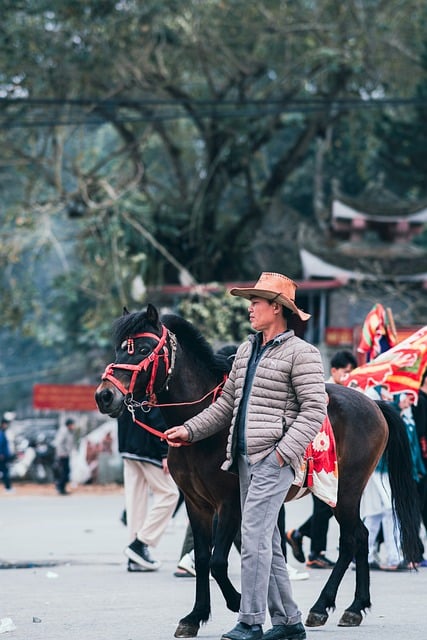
[165,425,190,447]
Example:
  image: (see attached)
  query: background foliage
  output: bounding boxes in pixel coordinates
[1,1,427,410]
[177,289,252,348]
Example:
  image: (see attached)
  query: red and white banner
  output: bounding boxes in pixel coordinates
[357,303,397,363]
[345,325,427,403]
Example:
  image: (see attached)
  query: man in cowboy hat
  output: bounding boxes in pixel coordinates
[166,272,327,640]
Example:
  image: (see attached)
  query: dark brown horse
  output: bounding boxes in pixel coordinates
[95,304,421,637]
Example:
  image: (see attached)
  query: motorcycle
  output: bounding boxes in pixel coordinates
[28,430,57,483]
[10,424,57,483]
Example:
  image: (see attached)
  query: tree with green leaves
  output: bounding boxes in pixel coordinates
[377,44,427,202]
[0,0,426,381]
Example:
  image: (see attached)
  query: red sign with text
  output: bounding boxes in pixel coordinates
[33,384,98,411]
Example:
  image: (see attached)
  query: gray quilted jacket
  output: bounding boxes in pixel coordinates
[184,330,327,473]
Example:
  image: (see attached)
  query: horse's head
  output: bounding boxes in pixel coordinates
[95,303,172,417]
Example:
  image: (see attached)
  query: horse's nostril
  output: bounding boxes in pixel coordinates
[96,388,114,407]
[102,389,114,404]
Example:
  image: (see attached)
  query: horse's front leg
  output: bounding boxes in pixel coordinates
[209,500,241,612]
[174,508,213,638]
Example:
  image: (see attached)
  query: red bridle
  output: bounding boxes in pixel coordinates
[100,322,227,444]
[101,324,170,401]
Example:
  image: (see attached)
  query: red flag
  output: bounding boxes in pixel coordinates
[346,325,427,403]
[357,303,397,362]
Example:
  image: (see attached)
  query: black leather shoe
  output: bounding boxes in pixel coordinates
[285,530,305,563]
[263,622,306,640]
[221,622,263,640]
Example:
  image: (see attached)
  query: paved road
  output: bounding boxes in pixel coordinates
[0,484,425,640]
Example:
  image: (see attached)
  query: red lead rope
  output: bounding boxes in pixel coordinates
[132,374,228,444]
[131,412,182,443]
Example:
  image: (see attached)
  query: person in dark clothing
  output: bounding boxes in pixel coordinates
[412,370,427,536]
[0,417,13,491]
[119,404,179,572]
[286,496,335,568]
[54,418,76,495]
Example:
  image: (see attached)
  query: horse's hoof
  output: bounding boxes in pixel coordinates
[226,595,241,613]
[305,611,328,627]
[174,622,200,637]
[338,611,363,627]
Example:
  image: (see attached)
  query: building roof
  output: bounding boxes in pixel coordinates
[300,248,427,282]
[332,199,427,224]
[332,178,427,218]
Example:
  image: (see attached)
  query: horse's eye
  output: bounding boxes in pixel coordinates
[140,346,151,356]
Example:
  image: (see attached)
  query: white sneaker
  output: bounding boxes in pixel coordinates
[287,563,309,581]
[177,551,196,576]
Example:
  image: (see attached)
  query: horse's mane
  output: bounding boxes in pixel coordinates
[113,311,152,346]
[162,313,234,377]
[113,309,235,378]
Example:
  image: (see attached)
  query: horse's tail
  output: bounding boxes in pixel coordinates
[377,400,422,564]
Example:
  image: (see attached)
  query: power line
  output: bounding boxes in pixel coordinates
[0,96,426,107]
[0,359,90,385]
[0,96,426,128]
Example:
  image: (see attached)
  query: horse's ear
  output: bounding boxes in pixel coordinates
[123,307,130,315]
[146,303,160,326]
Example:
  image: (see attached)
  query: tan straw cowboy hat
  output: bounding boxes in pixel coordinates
[229,272,310,321]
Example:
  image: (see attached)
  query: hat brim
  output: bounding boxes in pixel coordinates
[229,287,310,322]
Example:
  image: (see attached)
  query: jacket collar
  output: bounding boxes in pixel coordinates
[248,329,295,346]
